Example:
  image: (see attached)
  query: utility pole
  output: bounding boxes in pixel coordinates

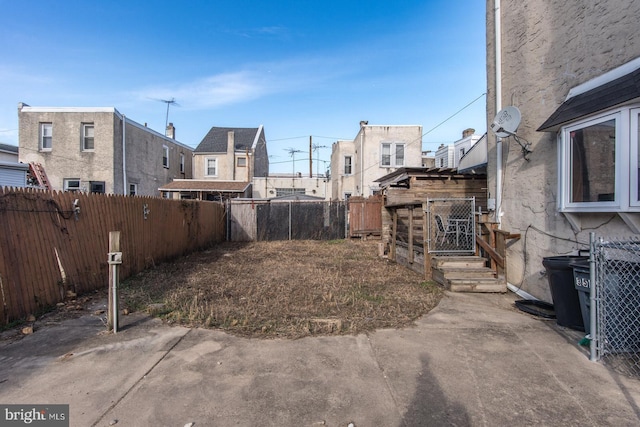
[309,136,313,178]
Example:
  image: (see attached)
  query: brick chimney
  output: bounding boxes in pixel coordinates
[462,128,475,138]
[166,122,176,139]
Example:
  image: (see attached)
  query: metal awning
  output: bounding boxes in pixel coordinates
[538,59,640,132]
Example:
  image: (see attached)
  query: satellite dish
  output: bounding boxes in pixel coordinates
[490,106,521,138]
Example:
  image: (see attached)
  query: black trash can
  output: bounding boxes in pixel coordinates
[570,260,591,334]
[542,255,588,331]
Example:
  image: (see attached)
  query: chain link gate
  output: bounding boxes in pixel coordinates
[426,198,475,254]
[593,237,640,377]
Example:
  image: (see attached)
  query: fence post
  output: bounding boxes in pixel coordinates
[422,202,432,280]
[390,209,397,261]
[589,232,597,362]
[408,206,414,264]
[107,231,122,332]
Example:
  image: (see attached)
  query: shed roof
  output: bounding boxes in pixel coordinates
[374,167,486,186]
[195,126,262,153]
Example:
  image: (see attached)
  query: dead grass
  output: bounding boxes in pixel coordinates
[120,240,443,339]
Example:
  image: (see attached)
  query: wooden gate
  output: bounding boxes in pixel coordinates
[348,195,382,238]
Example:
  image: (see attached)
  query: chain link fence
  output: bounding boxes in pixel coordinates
[594,237,640,377]
[426,198,475,254]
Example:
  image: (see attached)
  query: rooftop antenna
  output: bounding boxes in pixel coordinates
[312,143,328,177]
[285,147,303,177]
[152,97,180,129]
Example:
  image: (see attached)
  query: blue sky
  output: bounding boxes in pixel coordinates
[0,0,487,174]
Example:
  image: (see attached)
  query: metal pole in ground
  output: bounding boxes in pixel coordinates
[589,232,597,361]
[107,231,122,333]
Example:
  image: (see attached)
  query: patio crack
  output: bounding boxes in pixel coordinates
[90,328,192,427]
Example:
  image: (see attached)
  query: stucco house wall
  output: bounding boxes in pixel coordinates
[330,140,356,200]
[486,0,640,301]
[331,124,423,200]
[253,176,330,199]
[18,104,192,196]
[193,126,267,182]
[123,120,193,196]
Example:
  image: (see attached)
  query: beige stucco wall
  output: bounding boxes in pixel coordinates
[331,125,423,200]
[18,108,117,192]
[194,150,256,182]
[356,125,423,196]
[253,176,330,199]
[331,140,356,200]
[18,106,192,196]
[486,0,640,301]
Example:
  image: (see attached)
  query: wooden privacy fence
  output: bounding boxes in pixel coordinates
[0,187,225,325]
[228,199,346,241]
[348,195,383,238]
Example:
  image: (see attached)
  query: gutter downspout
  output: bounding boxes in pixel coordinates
[122,115,127,195]
[495,0,503,225]
[360,130,364,196]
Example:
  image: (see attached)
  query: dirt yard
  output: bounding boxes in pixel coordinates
[120,239,443,339]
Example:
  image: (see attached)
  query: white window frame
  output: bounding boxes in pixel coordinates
[558,106,640,213]
[82,123,94,151]
[180,153,185,173]
[205,157,218,177]
[344,155,352,175]
[129,183,138,196]
[162,145,169,168]
[40,123,52,151]
[63,178,81,192]
[380,142,405,168]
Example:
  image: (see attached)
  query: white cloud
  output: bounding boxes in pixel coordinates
[131,55,361,112]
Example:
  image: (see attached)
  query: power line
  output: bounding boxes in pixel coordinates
[357,92,487,177]
[421,93,486,138]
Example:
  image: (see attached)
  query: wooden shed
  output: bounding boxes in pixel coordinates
[375,167,488,276]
